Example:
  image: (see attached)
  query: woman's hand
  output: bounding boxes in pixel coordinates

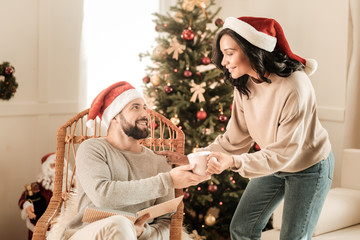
[155,151,189,166]
[206,152,235,175]
[134,213,150,237]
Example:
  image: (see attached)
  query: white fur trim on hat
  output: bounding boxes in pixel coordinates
[86,119,95,128]
[223,17,277,52]
[304,58,318,76]
[102,89,143,128]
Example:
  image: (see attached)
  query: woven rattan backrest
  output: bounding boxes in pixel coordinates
[33,108,185,240]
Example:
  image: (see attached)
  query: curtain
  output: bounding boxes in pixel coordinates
[344,0,360,148]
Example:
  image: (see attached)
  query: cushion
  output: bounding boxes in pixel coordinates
[341,149,360,190]
[272,188,360,236]
[47,192,78,240]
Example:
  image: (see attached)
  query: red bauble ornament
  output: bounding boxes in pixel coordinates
[230,103,233,110]
[196,108,207,120]
[181,28,195,41]
[174,68,178,73]
[219,114,228,122]
[184,69,192,77]
[208,184,218,192]
[5,67,13,75]
[164,85,173,94]
[254,143,261,151]
[150,121,159,129]
[220,126,225,132]
[202,56,211,65]
[215,18,224,27]
[183,192,190,200]
[142,76,150,84]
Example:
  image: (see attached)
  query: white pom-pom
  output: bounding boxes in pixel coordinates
[304,58,318,76]
[86,119,95,128]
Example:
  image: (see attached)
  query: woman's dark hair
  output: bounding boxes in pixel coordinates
[212,28,305,97]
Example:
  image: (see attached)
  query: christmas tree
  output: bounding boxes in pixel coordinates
[140,0,250,239]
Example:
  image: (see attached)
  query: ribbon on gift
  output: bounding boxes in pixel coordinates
[167,37,186,60]
[190,80,206,103]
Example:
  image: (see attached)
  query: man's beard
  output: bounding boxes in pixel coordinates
[119,114,149,140]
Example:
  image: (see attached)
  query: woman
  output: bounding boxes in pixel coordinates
[161,16,334,240]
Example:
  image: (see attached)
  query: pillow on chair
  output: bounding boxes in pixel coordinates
[47,192,78,240]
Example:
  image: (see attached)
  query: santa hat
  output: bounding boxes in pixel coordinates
[41,152,56,164]
[86,81,143,129]
[223,16,317,76]
[40,153,56,181]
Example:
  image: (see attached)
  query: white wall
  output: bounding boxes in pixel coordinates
[215,0,349,187]
[0,0,83,239]
[0,0,351,238]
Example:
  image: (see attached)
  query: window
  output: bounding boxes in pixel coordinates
[82,0,159,105]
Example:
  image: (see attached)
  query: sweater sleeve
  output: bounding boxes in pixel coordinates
[138,162,175,239]
[76,140,174,209]
[232,88,311,178]
[202,89,253,155]
[139,215,171,240]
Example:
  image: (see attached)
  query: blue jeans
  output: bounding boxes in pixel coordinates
[230,151,334,240]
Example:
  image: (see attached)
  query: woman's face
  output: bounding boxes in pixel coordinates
[220,34,256,79]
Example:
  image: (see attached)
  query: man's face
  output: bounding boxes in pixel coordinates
[118,98,149,140]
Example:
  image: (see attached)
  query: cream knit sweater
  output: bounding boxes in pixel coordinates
[203,71,331,178]
[62,138,174,240]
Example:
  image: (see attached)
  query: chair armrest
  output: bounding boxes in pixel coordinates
[32,197,63,240]
[170,188,184,239]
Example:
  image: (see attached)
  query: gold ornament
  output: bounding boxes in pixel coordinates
[150,74,161,86]
[170,114,180,126]
[205,213,216,226]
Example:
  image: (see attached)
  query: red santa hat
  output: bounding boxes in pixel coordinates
[223,16,317,76]
[41,152,56,164]
[40,152,56,184]
[86,81,143,129]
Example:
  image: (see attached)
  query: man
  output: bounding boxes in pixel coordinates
[62,81,209,239]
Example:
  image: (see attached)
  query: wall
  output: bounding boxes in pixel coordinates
[215,0,349,187]
[0,0,351,238]
[0,0,83,239]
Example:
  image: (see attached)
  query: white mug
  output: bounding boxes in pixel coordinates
[187,151,211,176]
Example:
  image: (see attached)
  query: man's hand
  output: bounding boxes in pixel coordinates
[206,152,235,175]
[134,213,150,237]
[169,164,210,189]
[155,151,189,166]
[26,205,36,220]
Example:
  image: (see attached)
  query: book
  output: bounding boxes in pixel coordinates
[82,195,183,223]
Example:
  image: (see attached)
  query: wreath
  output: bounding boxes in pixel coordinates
[0,61,18,100]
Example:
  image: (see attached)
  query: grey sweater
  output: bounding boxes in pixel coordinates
[63,137,174,239]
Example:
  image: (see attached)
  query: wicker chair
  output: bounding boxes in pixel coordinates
[32,108,185,240]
